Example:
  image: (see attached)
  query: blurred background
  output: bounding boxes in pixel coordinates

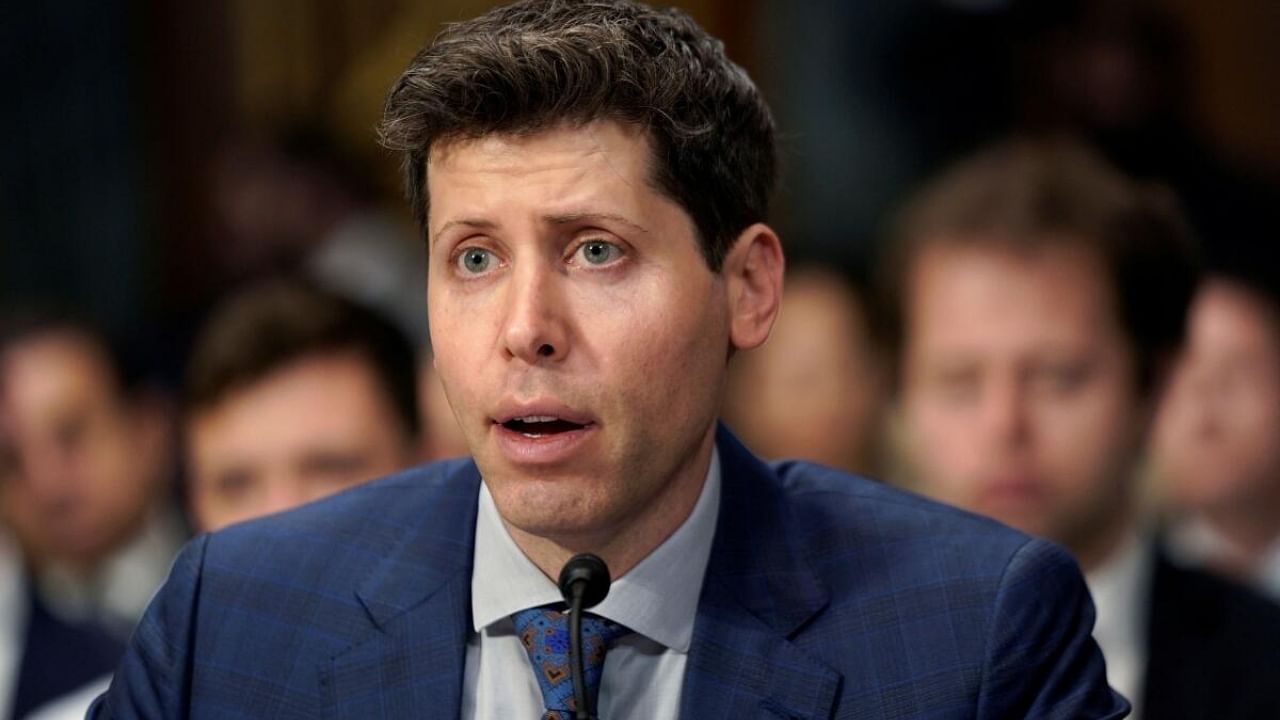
[3,0,1278,348]
[2,0,1280,717]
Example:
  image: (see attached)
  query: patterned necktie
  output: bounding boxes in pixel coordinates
[511,605,631,720]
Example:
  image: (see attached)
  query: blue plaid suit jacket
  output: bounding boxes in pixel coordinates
[91,427,1127,718]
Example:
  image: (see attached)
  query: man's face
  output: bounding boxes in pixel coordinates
[0,332,160,569]
[725,270,885,474]
[1153,280,1280,514]
[899,241,1143,558]
[188,352,415,532]
[426,121,743,544]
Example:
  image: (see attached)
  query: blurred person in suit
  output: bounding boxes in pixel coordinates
[93,2,1124,718]
[0,309,184,635]
[183,280,421,532]
[1152,253,1280,602]
[0,308,185,718]
[723,261,888,476]
[885,137,1280,719]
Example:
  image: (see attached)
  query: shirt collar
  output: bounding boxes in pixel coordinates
[471,447,721,653]
[1083,528,1152,710]
[37,508,185,626]
[1085,528,1152,642]
[1167,514,1280,601]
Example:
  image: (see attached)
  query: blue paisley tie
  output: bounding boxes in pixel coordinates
[511,605,631,720]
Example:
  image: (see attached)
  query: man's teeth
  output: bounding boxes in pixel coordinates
[503,415,585,437]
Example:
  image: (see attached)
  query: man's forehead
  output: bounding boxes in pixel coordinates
[426,120,649,168]
[908,239,1123,334]
[908,236,1113,301]
[2,332,118,397]
[915,232,1104,266]
[424,122,667,236]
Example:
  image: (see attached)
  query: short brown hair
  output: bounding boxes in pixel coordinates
[0,304,139,396]
[879,137,1199,395]
[379,0,776,271]
[185,280,419,435]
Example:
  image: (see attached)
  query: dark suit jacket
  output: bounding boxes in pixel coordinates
[91,427,1125,718]
[8,584,124,720]
[1143,551,1280,719]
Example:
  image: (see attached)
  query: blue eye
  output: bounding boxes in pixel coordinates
[457,248,493,274]
[576,240,623,266]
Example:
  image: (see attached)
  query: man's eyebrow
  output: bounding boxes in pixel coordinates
[545,212,650,235]
[431,213,649,246]
[431,218,498,247]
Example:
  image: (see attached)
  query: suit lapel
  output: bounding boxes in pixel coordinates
[680,427,840,719]
[321,461,482,719]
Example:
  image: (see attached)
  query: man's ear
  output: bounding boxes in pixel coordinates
[723,223,784,351]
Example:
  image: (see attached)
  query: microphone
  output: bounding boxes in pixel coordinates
[558,554,611,720]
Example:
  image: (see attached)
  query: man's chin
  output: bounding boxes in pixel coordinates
[488,479,615,539]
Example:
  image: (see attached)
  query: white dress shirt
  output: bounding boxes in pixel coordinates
[1166,515,1280,603]
[463,449,721,720]
[1084,530,1153,720]
[0,531,26,720]
[36,508,186,634]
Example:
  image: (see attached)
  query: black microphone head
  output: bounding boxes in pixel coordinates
[558,553,611,610]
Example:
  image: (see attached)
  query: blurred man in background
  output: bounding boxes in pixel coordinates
[0,309,183,633]
[184,280,420,532]
[723,262,888,476]
[0,308,185,717]
[1153,256,1280,602]
[884,138,1280,719]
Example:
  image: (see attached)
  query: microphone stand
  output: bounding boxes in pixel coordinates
[567,580,590,720]
[558,554,611,720]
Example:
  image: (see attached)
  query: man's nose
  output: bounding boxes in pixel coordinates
[981,377,1031,447]
[260,478,312,518]
[501,261,569,365]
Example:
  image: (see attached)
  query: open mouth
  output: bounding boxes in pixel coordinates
[500,415,590,438]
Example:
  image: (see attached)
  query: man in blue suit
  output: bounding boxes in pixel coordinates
[92,1,1127,717]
